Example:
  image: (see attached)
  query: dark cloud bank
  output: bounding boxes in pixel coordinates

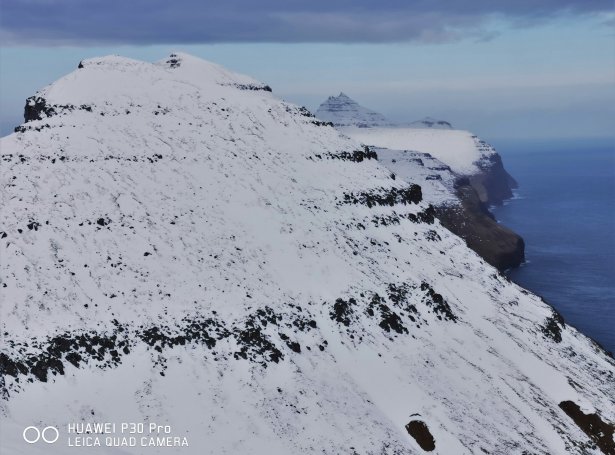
[1,0,611,45]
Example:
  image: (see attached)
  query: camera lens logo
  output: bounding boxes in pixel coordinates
[23,426,59,444]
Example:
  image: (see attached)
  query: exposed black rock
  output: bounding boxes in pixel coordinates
[24,96,56,122]
[343,185,422,208]
[233,325,283,365]
[166,55,181,68]
[405,420,435,451]
[369,206,436,228]
[542,310,565,343]
[367,294,407,334]
[1,282,459,397]
[330,298,356,326]
[424,230,441,242]
[234,83,272,92]
[315,146,378,162]
[559,400,615,455]
[0,353,28,377]
[26,221,41,231]
[420,282,457,322]
[22,97,93,124]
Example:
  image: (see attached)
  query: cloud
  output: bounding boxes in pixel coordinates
[0,0,612,45]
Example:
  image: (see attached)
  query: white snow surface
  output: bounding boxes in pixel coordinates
[373,147,459,207]
[342,126,498,175]
[0,53,613,455]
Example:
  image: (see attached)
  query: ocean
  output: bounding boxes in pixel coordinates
[491,138,615,354]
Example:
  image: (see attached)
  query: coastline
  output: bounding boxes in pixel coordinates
[490,142,615,355]
[435,159,525,271]
[473,145,614,357]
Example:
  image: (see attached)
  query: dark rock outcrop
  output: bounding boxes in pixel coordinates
[542,310,565,343]
[436,178,524,270]
[24,96,56,122]
[559,400,615,455]
[405,420,435,451]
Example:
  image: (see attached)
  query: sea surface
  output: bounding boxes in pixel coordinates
[491,138,615,353]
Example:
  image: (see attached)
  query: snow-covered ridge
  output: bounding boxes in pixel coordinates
[1,53,614,455]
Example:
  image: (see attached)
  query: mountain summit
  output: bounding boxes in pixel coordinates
[315,92,392,127]
[1,53,614,455]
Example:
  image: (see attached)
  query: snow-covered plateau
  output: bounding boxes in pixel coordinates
[1,53,613,455]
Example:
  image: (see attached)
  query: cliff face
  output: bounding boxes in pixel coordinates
[312,90,524,270]
[470,152,518,206]
[374,146,524,271]
[452,151,524,270]
[437,178,525,270]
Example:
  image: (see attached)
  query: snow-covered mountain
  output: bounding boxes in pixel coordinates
[1,53,614,455]
[315,94,452,131]
[315,93,393,127]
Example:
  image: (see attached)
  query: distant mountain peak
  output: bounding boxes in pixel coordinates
[316,93,392,127]
[316,94,454,130]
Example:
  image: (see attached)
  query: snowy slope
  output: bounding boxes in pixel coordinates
[1,53,614,455]
[373,147,459,208]
[315,93,392,127]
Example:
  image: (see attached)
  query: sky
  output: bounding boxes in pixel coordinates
[0,1,613,142]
